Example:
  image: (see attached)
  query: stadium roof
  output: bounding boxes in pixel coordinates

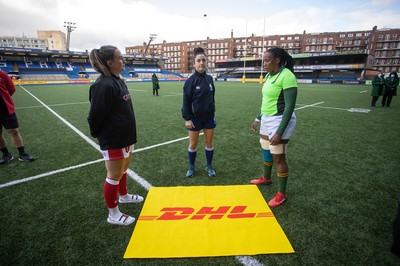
[0,47,169,61]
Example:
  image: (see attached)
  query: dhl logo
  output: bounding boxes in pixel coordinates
[139,206,274,221]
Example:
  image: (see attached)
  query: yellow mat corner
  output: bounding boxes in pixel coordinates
[124,185,294,258]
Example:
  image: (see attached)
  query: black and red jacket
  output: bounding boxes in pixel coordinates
[88,74,136,150]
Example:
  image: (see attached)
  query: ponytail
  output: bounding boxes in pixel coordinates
[89,45,117,77]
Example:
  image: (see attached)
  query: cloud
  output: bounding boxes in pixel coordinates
[0,0,399,52]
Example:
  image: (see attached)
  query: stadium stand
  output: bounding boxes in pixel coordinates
[0,47,184,84]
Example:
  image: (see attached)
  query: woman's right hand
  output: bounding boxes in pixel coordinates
[185,120,194,129]
[251,121,259,132]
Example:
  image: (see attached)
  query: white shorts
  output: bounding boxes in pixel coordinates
[101,145,134,161]
[260,113,296,140]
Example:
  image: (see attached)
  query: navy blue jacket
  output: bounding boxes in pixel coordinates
[88,74,137,150]
[182,71,215,120]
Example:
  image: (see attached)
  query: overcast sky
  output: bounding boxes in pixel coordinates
[1,0,399,53]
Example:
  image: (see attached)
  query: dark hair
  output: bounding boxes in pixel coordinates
[267,47,294,73]
[89,45,118,77]
[193,47,206,58]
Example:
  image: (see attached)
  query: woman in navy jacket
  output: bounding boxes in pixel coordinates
[182,47,216,177]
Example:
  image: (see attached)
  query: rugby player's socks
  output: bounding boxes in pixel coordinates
[0,147,9,155]
[104,177,119,209]
[17,146,25,155]
[188,148,197,167]
[277,172,289,194]
[205,146,214,166]
[119,172,128,196]
[263,149,273,181]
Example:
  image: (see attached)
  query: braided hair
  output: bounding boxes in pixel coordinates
[89,45,118,77]
[267,47,294,73]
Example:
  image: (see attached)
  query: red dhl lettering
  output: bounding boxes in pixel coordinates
[138,206,274,221]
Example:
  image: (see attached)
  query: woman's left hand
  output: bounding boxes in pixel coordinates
[269,133,282,146]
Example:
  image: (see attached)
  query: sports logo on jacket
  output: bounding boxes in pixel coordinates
[123,93,131,101]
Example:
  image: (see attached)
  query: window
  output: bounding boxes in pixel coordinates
[348,33,353,37]
[340,34,345,37]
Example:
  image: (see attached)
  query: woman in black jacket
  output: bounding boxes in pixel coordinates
[88,45,143,226]
[182,47,216,177]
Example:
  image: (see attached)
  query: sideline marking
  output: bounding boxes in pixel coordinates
[0,134,201,189]
[15,101,89,110]
[0,159,103,189]
[296,103,370,113]
[236,256,265,266]
[295,101,324,110]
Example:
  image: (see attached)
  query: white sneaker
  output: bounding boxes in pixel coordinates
[107,213,135,226]
[119,194,144,203]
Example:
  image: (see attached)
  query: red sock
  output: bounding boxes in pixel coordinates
[119,172,128,196]
[103,177,119,208]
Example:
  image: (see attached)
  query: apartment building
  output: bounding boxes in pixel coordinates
[0,31,67,51]
[125,26,400,74]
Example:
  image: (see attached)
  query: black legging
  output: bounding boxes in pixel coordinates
[382,88,395,107]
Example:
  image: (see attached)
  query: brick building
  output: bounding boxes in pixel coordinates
[125,26,399,75]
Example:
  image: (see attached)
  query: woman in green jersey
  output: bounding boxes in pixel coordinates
[250,47,298,207]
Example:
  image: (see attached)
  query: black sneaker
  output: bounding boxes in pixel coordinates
[19,152,35,162]
[0,153,14,165]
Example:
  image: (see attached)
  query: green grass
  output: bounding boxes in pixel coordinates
[1,81,399,266]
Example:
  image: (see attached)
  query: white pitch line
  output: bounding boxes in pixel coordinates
[295,101,324,110]
[236,256,265,266]
[0,159,103,189]
[0,134,202,189]
[160,94,182,97]
[133,134,201,153]
[15,101,89,110]
[360,90,368,93]
[129,89,147,92]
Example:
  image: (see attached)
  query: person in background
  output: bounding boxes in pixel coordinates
[382,71,399,107]
[152,73,160,96]
[88,45,143,226]
[182,47,216,178]
[249,47,298,207]
[370,73,384,107]
[0,69,35,165]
